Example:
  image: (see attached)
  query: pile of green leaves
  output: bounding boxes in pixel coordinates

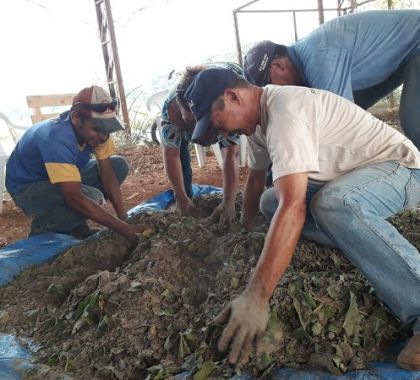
[1,195,416,379]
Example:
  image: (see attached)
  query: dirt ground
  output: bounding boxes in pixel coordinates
[0,110,418,379]
[0,145,249,245]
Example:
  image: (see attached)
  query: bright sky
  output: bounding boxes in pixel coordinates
[1,0,416,124]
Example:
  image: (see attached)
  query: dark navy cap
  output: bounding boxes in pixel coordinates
[185,68,241,146]
[244,40,279,86]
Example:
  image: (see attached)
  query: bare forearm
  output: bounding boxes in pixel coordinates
[102,175,127,219]
[67,195,132,236]
[221,146,239,206]
[242,169,266,228]
[248,203,306,301]
[163,147,189,201]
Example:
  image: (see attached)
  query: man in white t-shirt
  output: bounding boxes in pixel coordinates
[185,68,420,370]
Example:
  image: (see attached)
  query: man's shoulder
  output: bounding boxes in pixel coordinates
[32,117,78,155]
[161,88,177,119]
[45,118,73,140]
[264,85,312,103]
[29,115,66,137]
[262,86,325,128]
[164,87,177,103]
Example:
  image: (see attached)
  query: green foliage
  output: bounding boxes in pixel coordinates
[113,115,157,148]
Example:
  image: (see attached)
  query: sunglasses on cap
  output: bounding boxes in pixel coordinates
[72,99,118,113]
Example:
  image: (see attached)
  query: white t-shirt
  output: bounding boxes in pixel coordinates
[247,86,420,183]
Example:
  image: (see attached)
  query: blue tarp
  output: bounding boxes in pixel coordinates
[0,334,69,380]
[231,362,419,379]
[128,184,222,214]
[0,185,418,379]
[0,233,80,287]
[0,334,32,380]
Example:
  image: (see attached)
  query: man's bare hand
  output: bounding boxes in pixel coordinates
[208,202,236,227]
[214,289,269,365]
[123,224,155,245]
[239,215,255,231]
[131,223,155,235]
[176,198,200,217]
[117,210,129,221]
[0,236,7,247]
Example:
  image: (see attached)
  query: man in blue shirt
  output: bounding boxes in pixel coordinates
[244,9,420,149]
[160,63,242,225]
[6,85,148,243]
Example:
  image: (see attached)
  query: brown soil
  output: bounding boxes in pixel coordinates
[0,112,418,379]
[0,195,415,379]
[0,145,249,245]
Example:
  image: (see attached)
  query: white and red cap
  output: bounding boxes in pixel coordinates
[72,85,125,133]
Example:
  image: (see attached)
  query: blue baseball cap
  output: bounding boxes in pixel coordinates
[244,40,284,86]
[185,68,242,146]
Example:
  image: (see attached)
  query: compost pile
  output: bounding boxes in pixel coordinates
[0,194,418,380]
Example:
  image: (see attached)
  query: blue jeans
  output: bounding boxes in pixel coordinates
[260,162,420,333]
[11,156,129,235]
[180,138,193,199]
[353,52,420,150]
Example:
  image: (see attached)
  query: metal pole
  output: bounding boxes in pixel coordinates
[293,11,298,41]
[233,10,243,66]
[318,0,325,24]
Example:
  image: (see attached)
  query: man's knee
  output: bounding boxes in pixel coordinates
[259,187,278,220]
[405,52,420,73]
[110,155,129,184]
[82,186,105,205]
[310,188,347,228]
[400,53,420,148]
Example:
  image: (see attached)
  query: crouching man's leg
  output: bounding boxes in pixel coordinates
[11,181,105,237]
[400,52,420,150]
[310,161,420,370]
[80,155,129,196]
[179,138,193,199]
[259,182,338,249]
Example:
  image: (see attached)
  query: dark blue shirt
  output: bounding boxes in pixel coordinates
[6,111,115,193]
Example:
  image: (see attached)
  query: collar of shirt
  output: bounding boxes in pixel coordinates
[287,45,310,87]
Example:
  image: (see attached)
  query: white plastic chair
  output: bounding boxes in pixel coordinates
[239,135,248,167]
[195,136,247,169]
[0,112,29,144]
[195,144,223,169]
[0,112,30,212]
[146,90,169,114]
[0,145,7,213]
